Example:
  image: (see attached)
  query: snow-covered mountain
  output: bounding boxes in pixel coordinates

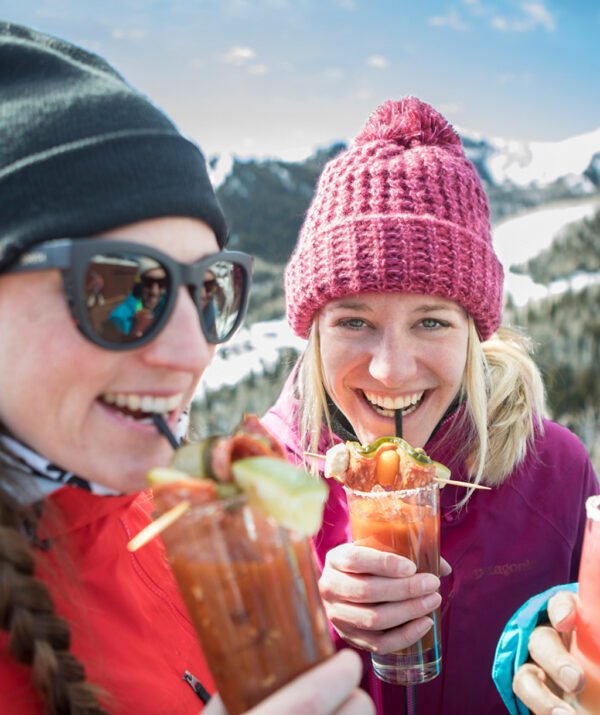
[215,126,600,268]
[461,126,600,193]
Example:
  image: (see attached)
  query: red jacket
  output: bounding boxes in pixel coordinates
[262,373,600,715]
[0,486,215,714]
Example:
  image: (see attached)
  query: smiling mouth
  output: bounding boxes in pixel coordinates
[361,390,425,418]
[99,392,183,423]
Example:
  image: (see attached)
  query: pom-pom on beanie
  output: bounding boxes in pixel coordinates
[285,97,503,341]
[0,22,228,270]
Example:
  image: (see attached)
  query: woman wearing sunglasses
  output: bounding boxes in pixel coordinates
[0,23,373,715]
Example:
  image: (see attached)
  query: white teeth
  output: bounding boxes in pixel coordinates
[140,396,154,412]
[363,390,424,411]
[127,394,141,411]
[153,397,168,413]
[101,392,184,415]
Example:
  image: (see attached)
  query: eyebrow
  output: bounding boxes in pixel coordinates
[417,303,465,314]
[327,299,464,314]
[330,300,373,311]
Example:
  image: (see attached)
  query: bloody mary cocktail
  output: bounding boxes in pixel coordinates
[567,495,600,714]
[160,493,334,714]
[344,483,441,685]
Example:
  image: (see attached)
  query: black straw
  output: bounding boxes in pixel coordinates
[152,413,179,450]
[395,409,403,439]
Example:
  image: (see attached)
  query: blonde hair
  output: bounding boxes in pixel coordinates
[297,318,546,498]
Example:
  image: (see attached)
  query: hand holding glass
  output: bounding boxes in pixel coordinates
[344,483,441,685]
[160,494,334,714]
[567,495,600,714]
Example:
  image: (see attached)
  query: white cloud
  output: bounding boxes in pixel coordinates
[366,55,389,70]
[491,2,555,32]
[462,0,486,15]
[491,16,509,30]
[428,9,470,31]
[248,64,269,75]
[221,46,256,65]
[518,2,556,31]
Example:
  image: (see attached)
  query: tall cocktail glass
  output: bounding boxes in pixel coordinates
[160,493,334,714]
[567,495,600,714]
[344,482,441,685]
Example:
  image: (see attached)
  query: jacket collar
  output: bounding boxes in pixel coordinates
[36,486,142,541]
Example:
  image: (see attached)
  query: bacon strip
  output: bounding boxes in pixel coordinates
[210,415,287,482]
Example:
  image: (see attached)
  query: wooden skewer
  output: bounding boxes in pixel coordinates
[433,478,491,491]
[127,499,191,552]
[302,451,492,491]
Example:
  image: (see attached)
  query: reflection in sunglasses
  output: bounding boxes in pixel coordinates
[64,244,251,347]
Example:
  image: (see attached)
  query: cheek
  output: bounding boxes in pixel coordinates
[444,338,468,386]
[319,340,347,392]
[0,308,108,437]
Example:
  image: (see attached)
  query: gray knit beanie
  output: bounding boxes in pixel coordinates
[0,22,228,270]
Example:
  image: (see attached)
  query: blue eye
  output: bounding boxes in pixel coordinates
[337,318,368,329]
[421,318,448,329]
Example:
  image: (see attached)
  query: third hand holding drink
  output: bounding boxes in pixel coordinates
[566,495,600,714]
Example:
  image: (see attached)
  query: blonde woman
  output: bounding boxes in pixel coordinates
[262,97,599,714]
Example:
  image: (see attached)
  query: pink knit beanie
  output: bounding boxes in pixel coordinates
[285,97,503,340]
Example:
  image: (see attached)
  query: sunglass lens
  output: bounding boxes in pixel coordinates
[84,253,169,344]
[200,260,246,342]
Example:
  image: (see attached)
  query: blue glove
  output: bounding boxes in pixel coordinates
[492,583,578,715]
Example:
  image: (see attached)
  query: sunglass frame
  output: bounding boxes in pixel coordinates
[7,238,254,350]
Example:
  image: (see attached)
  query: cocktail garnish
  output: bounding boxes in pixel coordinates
[127,415,329,550]
[127,499,191,552]
[232,456,328,535]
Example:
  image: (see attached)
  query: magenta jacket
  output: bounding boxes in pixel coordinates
[262,374,599,715]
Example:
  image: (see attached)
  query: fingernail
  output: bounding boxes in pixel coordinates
[554,604,573,625]
[551,709,572,715]
[420,574,440,593]
[396,559,417,576]
[421,593,441,610]
[417,617,434,635]
[559,665,582,693]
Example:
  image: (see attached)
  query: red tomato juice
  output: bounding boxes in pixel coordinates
[161,495,334,714]
[345,484,442,684]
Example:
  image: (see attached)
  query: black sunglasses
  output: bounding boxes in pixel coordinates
[7,239,253,350]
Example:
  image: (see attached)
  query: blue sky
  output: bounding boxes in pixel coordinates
[2,0,599,163]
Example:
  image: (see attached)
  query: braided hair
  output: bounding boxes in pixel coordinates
[0,446,108,714]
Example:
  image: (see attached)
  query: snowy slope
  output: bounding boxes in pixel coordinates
[492,198,600,305]
[462,127,600,190]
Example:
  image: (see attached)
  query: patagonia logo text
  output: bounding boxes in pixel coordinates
[473,559,536,581]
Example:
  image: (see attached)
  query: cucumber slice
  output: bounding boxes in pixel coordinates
[232,456,328,535]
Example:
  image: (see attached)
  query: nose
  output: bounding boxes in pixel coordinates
[368,327,419,387]
[141,287,214,373]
